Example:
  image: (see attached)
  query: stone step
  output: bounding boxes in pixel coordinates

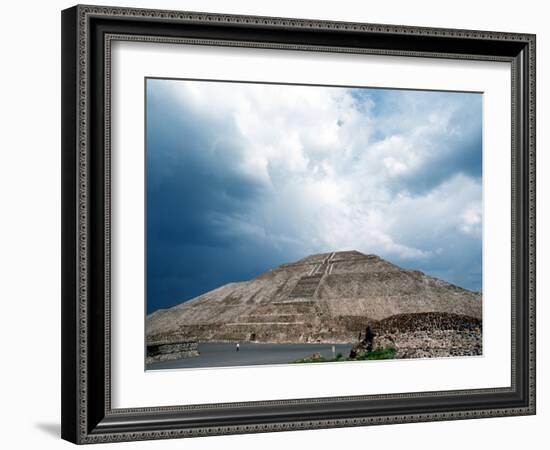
[225,321,306,326]
[272,299,316,305]
[238,314,306,323]
[288,274,324,298]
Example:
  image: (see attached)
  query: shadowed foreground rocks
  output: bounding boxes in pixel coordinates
[146,339,199,364]
[147,251,482,360]
[365,312,481,359]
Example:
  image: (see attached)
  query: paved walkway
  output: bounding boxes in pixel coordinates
[147,342,353,370]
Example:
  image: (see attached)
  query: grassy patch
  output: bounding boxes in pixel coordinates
[293,347,397,364]
[354,347,397,360]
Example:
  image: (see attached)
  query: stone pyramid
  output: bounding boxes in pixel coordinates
[146,251,481,346]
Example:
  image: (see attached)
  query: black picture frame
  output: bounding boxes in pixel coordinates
[61,4,536,444]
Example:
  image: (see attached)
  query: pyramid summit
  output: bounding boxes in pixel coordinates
[146,251,481,353]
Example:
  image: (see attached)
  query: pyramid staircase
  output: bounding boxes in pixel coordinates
[288,274,324,298]
[284,252,336,302]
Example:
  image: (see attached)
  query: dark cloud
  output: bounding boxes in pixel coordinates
[146,79,483,313]
[146,82,295,312]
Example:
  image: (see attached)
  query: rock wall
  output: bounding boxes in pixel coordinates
[371,312,482,359]
[146,340,199,364]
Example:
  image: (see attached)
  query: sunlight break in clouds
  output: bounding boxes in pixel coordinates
[146,79,482,312]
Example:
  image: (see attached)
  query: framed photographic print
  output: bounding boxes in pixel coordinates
[61,4,536,444]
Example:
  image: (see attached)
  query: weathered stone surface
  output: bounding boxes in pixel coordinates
[146,251,482,355]
[372,312,482,358]
[146,340,199,364]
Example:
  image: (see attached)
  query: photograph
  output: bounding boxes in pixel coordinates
[145,78,483,370]
[56,3,536,445]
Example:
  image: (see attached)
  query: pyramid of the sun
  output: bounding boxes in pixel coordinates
[146,251,481,344]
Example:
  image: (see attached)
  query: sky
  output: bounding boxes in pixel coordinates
[146,78,482,314]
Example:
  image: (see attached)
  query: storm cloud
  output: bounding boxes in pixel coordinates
[146,79,482,313]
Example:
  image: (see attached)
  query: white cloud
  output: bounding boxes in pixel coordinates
[154,79,482,284]
[460,205,483,237]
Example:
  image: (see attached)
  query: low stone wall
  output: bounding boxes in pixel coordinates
[375,330,481,358]
[146,340,199,364]
[146,312,482,360]
[372,312,482,359]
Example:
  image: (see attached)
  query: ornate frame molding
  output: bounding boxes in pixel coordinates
[61,4,536,444]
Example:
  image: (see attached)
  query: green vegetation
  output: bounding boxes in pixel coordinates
[293,347,397,364]
[354,347,397,360]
